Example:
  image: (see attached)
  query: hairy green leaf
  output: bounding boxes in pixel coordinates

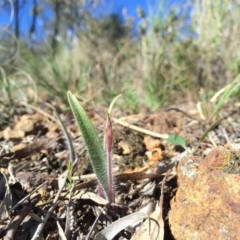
[67,91,109,198]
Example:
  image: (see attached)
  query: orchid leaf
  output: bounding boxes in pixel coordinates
[67,91,109,199]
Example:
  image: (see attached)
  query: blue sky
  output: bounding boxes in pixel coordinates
[0,0,185,40]
[104,0,162,17]
[102,0,184,23]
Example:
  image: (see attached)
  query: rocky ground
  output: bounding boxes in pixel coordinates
[0,100,240,240]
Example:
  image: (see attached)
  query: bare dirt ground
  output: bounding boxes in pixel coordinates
[0,101,240,240]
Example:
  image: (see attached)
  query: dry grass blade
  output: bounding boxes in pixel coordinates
[113,117,169,139]
[1,0,14,30]
[57,220,67,240]
[158,170,171,240]
[19,101,58,123]
[73,172,163,192]
[1,195,41,240]
[0,173,11,221]
[131,170,171,240]
[8,181,48,214]
[65,187,75,239]
[31,171,68,240]
[86,208,101,240]
[46,103,75,163]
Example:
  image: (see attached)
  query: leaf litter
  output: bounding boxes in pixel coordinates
[0,101,240,239]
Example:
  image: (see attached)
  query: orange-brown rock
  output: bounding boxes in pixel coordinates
[169,147,240,240]
[206,146,232,170]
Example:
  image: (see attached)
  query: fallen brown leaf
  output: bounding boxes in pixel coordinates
[144,136,161,150]
[14,115,35,132]
[0,137,59,166]
[145,148,163,164]
[118,140,131,154]
[3,127,25,140]
[131,207,161,240]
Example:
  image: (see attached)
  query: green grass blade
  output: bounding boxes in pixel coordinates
[53,108,75,163]
[67,91,109,198]
[108,94,121,115]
